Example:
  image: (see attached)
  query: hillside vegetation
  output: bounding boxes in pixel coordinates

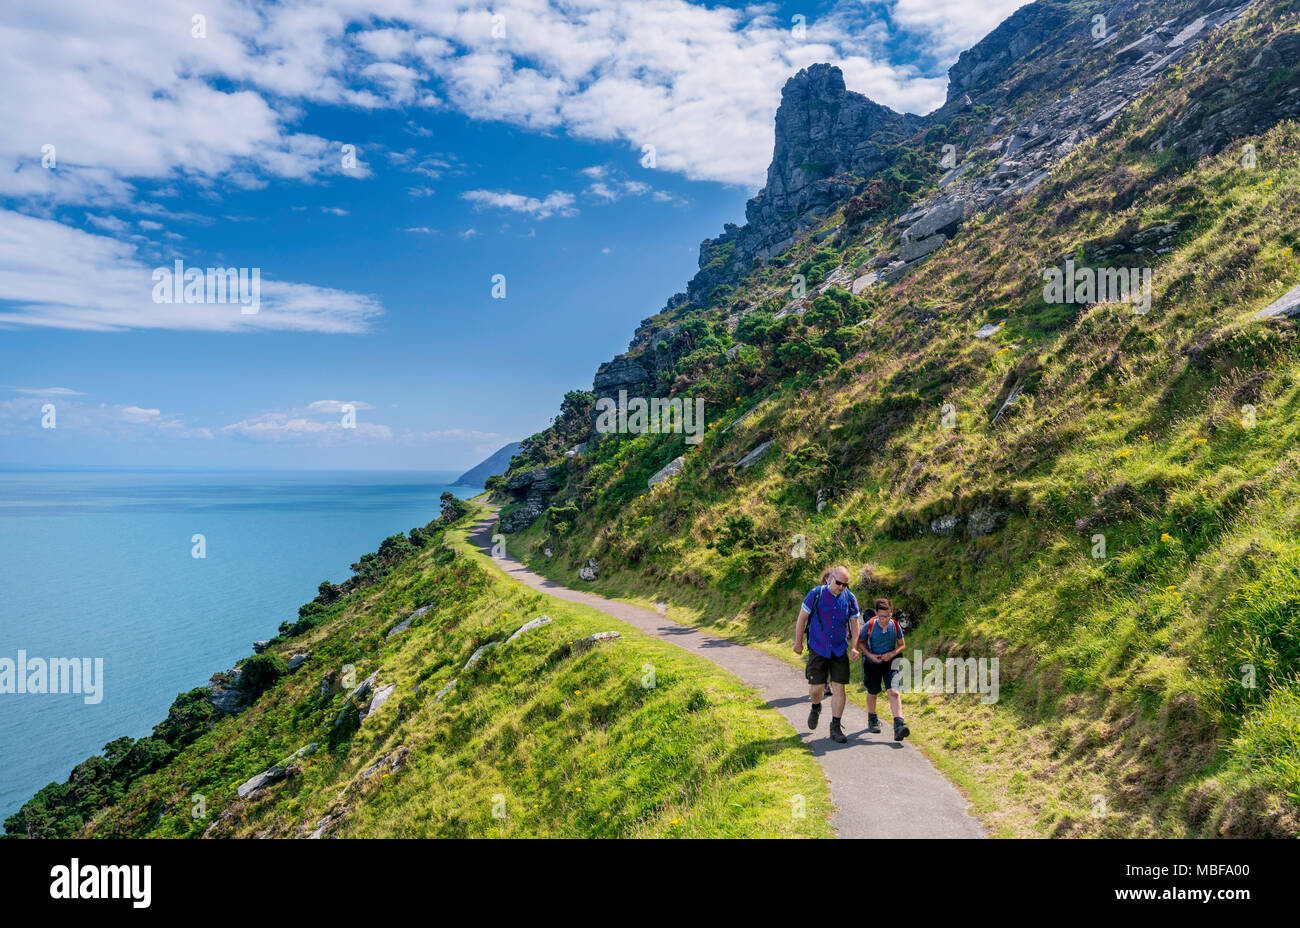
[495,0,1300,837]
[5,501,830,838]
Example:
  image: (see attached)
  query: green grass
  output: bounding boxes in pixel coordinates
[494,49,1300,837]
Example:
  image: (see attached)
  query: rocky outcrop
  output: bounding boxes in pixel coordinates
[944,1,1071,105]
[745,65,922,257]
[237,743,318,799]
[500,465,564,532]
[578,558,599,581]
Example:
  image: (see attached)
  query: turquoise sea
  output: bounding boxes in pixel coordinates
[0,469,480,824]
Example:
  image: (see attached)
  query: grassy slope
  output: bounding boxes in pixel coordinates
[79,505,832,838]
[499,5,1300,838]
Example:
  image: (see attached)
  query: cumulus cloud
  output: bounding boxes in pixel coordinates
[461,188,577,218]
[0,0,1030,207]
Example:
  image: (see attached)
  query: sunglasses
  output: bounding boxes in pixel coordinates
[830,578,849,588]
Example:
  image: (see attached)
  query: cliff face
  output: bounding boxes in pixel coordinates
[518,0,1295,529]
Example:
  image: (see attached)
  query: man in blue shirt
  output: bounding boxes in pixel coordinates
[793,566,861,743]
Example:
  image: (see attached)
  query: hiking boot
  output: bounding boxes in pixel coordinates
[894,717,910,742]
[807,701,822,729]
[829,718,847,743]
[866,714,881,734]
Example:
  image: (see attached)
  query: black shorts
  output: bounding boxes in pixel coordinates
[863,659,901,695]
[806,651,850,685]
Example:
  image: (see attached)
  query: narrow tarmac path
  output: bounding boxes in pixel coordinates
[470,508,984,839]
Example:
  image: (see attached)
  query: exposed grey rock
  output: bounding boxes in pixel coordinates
[207,684,245,715]
[573,632,621,655]
[386,617,412,639]
[361,684,396,721]
[899,233,946,262]
[501,464,565,533]
[251,640,269,653]
[725,344,742,359]
[565,442,587,457]
[902,197,966,242]
[331,671,378,728]
[849,272,879,294]
[464,641,499,670]
[930,515,960,536]
[435,678,457,701]
[993,383,1025,425]
[735,440,775,471]
[578,557,599,581]
[1256,283,1300,320]
[237,744,317,799]
[975,320,1006,338]
[507,615,553,642]
[816,488,834,513]
[648,455,686,488]
[967,506,1009,538]
[287,653,308,672]
[724,404,761,432]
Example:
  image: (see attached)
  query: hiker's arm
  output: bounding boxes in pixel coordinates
[794,608,809,655]
[889,635,906,660]
[848,615,861,661]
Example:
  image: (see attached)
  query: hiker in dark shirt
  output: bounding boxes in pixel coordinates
[858,598,909,741]
[793,565,861,744]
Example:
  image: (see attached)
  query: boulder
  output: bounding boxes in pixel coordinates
[287,653,308,672]
[578,558,599,581]
[251,640,269,653]
[735,440,775,471]
[572,632,622,655]
[899,233,946,262]
[507,615,553,642]
[361,684,396,721]
[648,456,686,488]
[1255,283,1300,320]
[901,197,966,242]
[975,321,1006,338]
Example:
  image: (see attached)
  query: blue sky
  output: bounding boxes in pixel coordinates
[0,0,1027,471]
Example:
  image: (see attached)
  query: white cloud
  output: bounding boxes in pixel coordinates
[0,209,384,333]
[461,188,577,218]
[321,206,349,216]
[0,394,212,439]
[15,386,84,396]
[0,0,1031,205]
